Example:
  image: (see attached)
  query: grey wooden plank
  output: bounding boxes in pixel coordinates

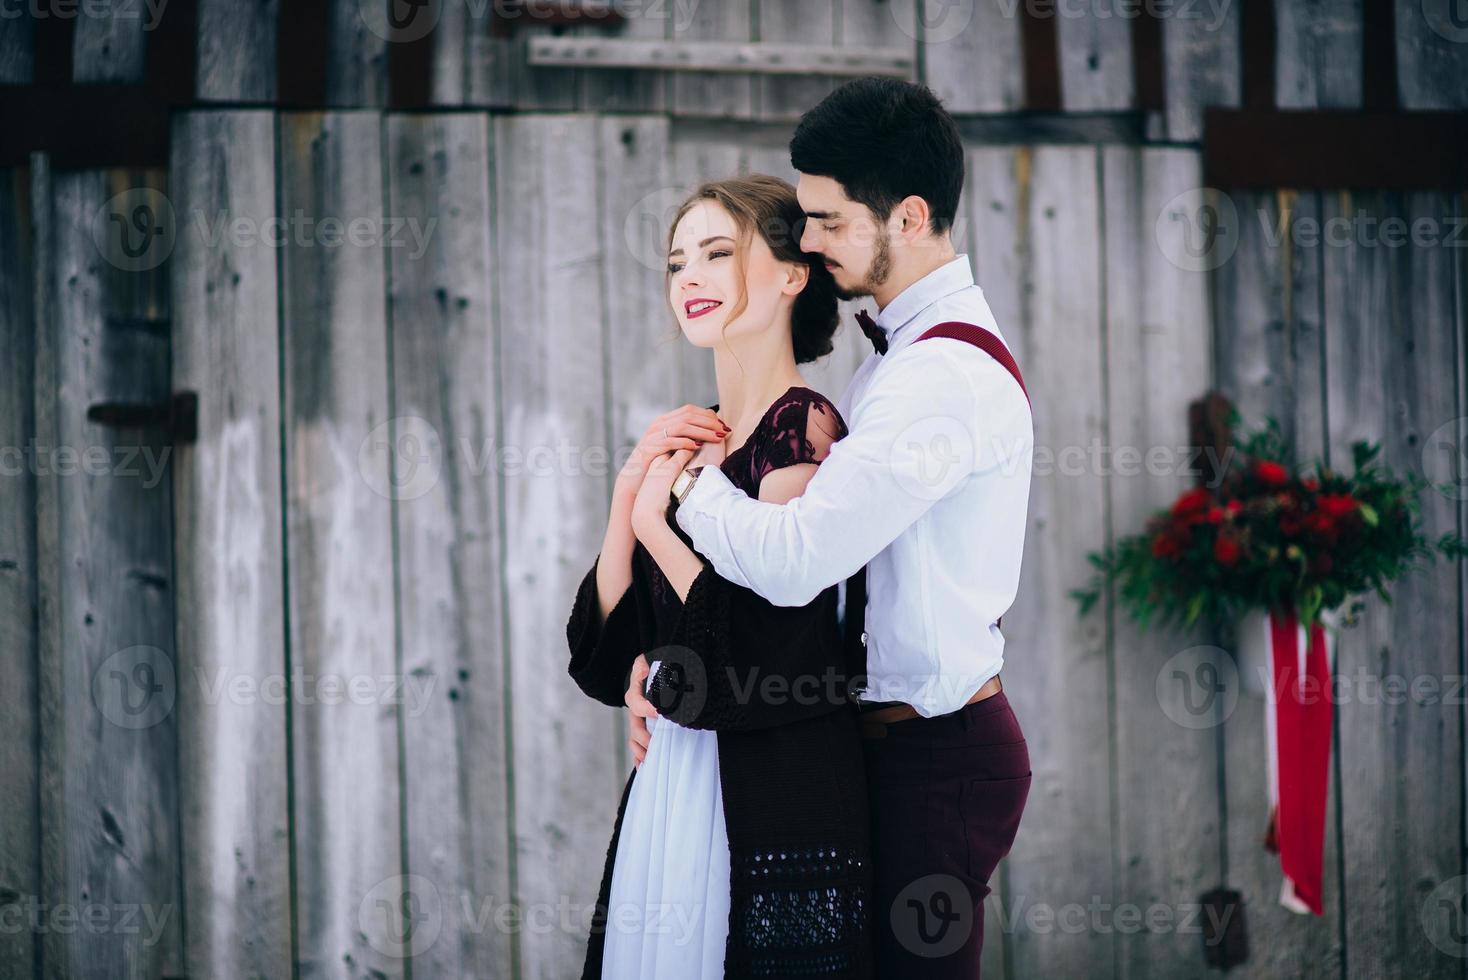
[531,35,912,77]
[1161,1,1240,141]
[466,5,590,110]
[1326,191,1463,978]
[920,0,1023,113]
[842,0,918,57]
[385,110,515,980]
[1057,3,1134,111]
[1396,0,1468,108]
[1459,190,1468,980]
[968,145,1115,979]
[1456,190,1468,980]
[959,144,1026,980]
[671,0,754,119]
[1274,0,1362,109]
[494,113,624,980]
[325,0,388,106]
[576,2,670,112]
[1214,190,1328,456]
[196,0,278,101]
[1209,189,1322,449]
[465,4,516,107]
[1102,146,1222,978]
[169,110,292,980]
[669,119,772,180]
[0,162,41,980]
[430,0,471,104]
[600,114,685,492]
[731,136,798,184]
[962,146,1025,341]
[277,111,403,977]
[840,0,921,135]
[35,166,184,979]
[599,114,676,779]
[1219,188,1344,974]
[1215,188,1346,979]
[0,12,33,82]
[29,153,65,980]
[509,26,581,110]
[71,3,149,82]
[756,0,838,122]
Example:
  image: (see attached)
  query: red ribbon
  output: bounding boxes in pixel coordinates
[1264,607,1333,915]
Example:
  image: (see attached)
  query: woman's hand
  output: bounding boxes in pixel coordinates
[632,448,696,541]
[616,406,728,500]
[689,434,728,470]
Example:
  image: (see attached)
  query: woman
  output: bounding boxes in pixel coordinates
[564,174,874,979]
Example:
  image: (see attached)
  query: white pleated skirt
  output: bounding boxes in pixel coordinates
[600,660,731,979]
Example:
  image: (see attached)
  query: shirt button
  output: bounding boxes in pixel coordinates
[860,631,868,646]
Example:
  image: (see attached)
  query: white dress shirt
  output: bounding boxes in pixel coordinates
[675,255,1034,717]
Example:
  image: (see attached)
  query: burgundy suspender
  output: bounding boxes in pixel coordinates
[845,322,1029,649]
[915,321,1031,408]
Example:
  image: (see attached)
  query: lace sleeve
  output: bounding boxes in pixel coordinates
[803,397,845,462]
[565,553,648,707]
[752,391,847,482]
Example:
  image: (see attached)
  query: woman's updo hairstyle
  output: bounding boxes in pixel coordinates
[665,174,840,365]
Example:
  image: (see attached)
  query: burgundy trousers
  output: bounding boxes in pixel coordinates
[861,691,1031,978]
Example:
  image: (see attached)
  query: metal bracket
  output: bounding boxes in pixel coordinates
[87,391,198,446]
[1188,390,1235,490]
[1199,886,1248,968]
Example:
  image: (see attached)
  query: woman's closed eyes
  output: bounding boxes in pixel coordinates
[667,248,732,275]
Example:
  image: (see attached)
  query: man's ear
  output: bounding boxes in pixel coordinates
[894,194,934,240]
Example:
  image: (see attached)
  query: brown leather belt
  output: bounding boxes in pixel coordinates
[858,674,1003,739]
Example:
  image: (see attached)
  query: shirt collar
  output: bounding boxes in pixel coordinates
[870,254,974,343]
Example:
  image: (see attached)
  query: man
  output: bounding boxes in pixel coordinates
[632,77,1034,976]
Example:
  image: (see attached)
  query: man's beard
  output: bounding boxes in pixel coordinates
[831,228,893,301]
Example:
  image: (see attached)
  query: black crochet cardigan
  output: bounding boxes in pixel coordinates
[565,387,874,979]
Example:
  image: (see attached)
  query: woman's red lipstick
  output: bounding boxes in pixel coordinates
[685,298,723,319]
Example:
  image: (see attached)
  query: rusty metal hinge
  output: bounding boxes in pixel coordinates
[1200,886,1248,969]
[86,391,198,445]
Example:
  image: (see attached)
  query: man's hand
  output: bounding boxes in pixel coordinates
[625,654,659,767]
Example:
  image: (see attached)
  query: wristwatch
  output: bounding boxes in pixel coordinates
[671,464,707,506]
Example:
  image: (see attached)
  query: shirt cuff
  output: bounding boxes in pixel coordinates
[673,462,738,536]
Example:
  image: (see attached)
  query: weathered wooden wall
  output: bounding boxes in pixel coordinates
[4,0,1464,122]
[2,2,1466,979]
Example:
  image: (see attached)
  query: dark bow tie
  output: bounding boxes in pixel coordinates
[856,309,887,355]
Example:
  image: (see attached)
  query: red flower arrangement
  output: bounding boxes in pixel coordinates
[1071,415,1468,631]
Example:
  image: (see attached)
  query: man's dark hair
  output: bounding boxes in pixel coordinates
[789,77,964,237]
